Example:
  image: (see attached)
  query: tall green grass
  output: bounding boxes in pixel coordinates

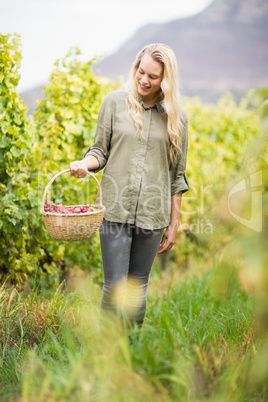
[0,267,267,402]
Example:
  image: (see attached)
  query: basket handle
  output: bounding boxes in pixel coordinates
[41,169,103,210]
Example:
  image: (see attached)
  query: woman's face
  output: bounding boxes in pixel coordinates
[136,54,163,104]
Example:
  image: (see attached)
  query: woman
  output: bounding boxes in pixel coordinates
[70,43,189,327]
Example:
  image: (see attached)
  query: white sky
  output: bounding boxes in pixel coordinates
[0,0,213,92]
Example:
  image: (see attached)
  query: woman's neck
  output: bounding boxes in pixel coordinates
[143,92,163,108]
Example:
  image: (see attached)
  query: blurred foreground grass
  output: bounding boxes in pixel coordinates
[0,261,267,402]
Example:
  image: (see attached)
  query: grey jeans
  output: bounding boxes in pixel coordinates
[99,219,164,325]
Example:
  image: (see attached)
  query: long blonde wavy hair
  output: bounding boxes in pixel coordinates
[125,43,186,165]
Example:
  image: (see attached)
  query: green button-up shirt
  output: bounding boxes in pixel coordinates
[84,90,189,230]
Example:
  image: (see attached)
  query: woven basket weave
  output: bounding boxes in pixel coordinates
[40,169,105,241]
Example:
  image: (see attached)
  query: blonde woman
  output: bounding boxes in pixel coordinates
[70,43,189,328]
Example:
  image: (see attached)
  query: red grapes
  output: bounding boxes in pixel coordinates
[44,200,96,214]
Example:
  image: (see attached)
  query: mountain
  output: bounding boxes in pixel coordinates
[93,0,268,102]
[21,0,268,112]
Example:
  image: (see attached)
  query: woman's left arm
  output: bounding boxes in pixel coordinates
[158,109,189,254]
[158,191,182,254]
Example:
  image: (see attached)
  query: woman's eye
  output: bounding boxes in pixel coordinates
[138,70,144,74]
[150,76,157,80]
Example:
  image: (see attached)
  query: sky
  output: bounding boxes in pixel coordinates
[0,0,214,93]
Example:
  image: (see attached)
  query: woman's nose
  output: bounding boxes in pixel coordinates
[140,75,149,85]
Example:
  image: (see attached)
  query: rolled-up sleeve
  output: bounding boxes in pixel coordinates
[83,94,113,173]
[170,114,189,195]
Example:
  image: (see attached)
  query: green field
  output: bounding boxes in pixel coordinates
[1,260,267,402]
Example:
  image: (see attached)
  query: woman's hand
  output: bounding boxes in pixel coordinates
[157,191,182,254]
[70,160,89,178]
[157,224,178,254]
[70,155,100,178]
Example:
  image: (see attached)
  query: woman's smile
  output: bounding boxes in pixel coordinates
[139,83,150,91]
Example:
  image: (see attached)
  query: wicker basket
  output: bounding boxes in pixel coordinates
[40,169,106,241]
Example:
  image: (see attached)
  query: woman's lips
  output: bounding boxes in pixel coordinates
[139,83,150,91]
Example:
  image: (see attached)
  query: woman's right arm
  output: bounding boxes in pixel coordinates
[70,92,114,179]
[70,155,100,178]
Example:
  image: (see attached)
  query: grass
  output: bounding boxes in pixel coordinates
[0,265,267,402]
